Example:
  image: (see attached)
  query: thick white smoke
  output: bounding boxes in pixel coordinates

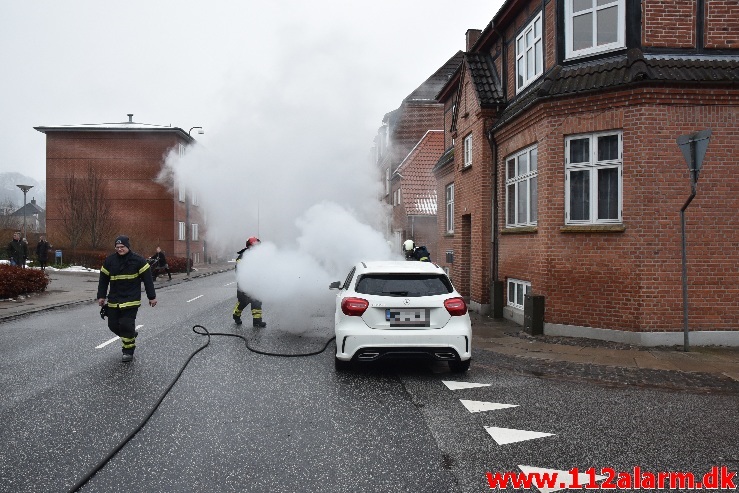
[158,106,403,332]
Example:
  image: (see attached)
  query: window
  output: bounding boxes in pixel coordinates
[507,279,531,310]
[463,134,472,168]
[506,145,538,227]
[191,191,198,206]
[178,182,186,202]
[565,131,622,224]
[393,188,401,206]
[445,183,455,233]
[565,0,624,59]
[178,221,186,241]
[385,167,390,196]
[356,274,453,297]
[516,12,543,91]
[192,223,199,241]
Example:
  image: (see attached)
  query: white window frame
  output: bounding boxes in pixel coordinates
[191,190,198,206]
[516,12,543,92]
[507,278,531,310]
[565,0,625,60]
[565,131,623,225]
[178,181,186,202]
[463,134,472,168]
[192,223,199,241]
[384,167,390,196]
[506,145,538,227]
[178,221,186,241]
[445,183,454,233]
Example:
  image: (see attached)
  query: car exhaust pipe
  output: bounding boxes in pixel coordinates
[357,352,380,361]
[434,352,456,360]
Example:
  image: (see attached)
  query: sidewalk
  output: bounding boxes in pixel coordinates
[2,263,737,394]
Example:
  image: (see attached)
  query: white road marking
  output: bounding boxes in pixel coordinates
[460,399,518,413]
[186,295,203,302]
[485,426,555,445]
[517,465,606,493]
[442,380,491,390]
[96,324,144,348]
[224,281,235,286]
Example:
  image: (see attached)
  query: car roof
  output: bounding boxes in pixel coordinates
[355,260,445,275]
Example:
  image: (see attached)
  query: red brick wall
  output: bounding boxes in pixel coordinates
[643,0,697,48]
[451,77,494,307]
[494,87,739,333]
[705,0,739,48]
[44,131,204,262]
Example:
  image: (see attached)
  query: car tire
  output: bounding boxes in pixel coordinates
[449,359,471,373]
[335,357,351,371]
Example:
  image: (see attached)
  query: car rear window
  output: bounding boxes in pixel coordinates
[355,274,453,297]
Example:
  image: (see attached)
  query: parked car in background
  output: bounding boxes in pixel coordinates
[330,260,471,372]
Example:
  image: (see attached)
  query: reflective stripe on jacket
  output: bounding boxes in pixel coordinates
[97,250,156,308]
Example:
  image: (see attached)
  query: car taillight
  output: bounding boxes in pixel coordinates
[444,297,467,316]
[341,297,369,316]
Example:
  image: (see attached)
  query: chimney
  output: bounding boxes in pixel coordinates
[466,29,482,51]
[127,113,133,123]
[31,198,36,205]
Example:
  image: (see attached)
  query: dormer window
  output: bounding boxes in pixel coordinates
[565,0,625,60]
[516,12,543,92]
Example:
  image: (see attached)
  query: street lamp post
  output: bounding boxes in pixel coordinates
[185,127,204,277]
[16,184,33,239]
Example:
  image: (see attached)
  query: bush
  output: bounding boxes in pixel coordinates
[0,265,50,298]
[167,256,192,273]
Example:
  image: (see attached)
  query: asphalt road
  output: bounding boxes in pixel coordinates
[1,271,737,493]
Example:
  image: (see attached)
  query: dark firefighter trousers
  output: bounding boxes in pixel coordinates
[107,306,139,355]
[233,290,263,321]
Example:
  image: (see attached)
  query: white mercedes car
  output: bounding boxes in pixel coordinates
[330,260,472,372]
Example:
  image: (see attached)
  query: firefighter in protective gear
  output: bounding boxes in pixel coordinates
[97,235,157,362]
[403,239,415,260]
[233,236,267,328]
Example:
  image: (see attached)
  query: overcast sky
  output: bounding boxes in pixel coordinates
[1,0,504,183]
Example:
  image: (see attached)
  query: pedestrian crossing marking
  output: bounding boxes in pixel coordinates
[485,426,554,445]
[442,380,491,390]
[460,400,518,413]
[517,465,606,493]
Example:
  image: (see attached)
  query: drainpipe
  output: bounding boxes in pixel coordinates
[486,126,503,318]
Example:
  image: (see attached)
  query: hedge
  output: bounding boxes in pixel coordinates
[0,265,50,299]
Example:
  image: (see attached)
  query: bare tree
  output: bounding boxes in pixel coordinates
[58,173,87,253]
[0,198,19,230]
[84,164,114,249]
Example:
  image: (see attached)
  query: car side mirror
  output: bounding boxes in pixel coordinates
[329,281,341,290]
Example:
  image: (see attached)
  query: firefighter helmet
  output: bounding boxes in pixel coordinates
[403,239,415,252]
[246,236,261,248]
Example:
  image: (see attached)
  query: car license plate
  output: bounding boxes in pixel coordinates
[386,308,430,327]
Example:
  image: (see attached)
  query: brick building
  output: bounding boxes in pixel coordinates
[387,0,739,346]
[374,52,464,255]
[35,115,205,264]
[391,130,444,266]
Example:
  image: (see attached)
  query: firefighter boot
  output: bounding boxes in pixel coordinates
[233,314,242,325]
[253,319,267,328]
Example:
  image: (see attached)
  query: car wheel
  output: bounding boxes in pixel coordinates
[449,359,471,373]
[335,357,351,371]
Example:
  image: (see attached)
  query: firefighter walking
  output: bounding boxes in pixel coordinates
[233,236,267,328]
[97,235,157,362]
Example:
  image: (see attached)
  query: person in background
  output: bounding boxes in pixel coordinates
[36,235,51,271]
[403,239,416,260]
[97,235,157,363]
[232,236,267,328]
[413,244,431,262]
[7,231,27,268]
[149,246,172,281]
